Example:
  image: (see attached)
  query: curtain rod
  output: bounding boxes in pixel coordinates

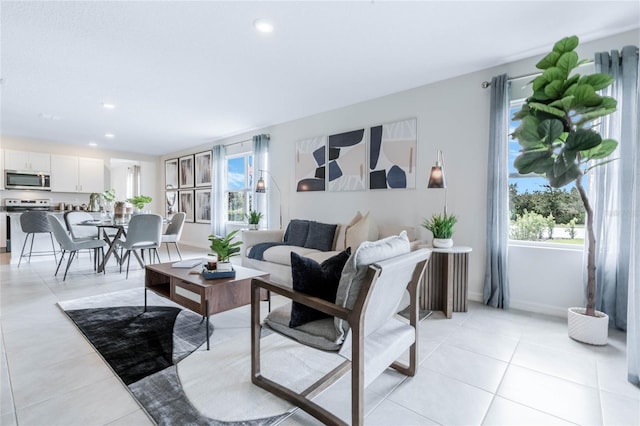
[481,59,595,88]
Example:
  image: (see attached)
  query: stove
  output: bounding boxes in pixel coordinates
[4,198,52,212]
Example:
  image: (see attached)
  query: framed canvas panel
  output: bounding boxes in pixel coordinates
[195,151,212,187]
[327,128,366,192]
[178,190,195,222]
[195,188,211,223]
[165,158,179,190]
[165,189,178,218]
[179,155,195,188]
[369,118,417,190]
[295,136,326,192]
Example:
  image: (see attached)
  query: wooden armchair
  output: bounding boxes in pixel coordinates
[251,243,431,426]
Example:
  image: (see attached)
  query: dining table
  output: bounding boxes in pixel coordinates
[79,217,169,273]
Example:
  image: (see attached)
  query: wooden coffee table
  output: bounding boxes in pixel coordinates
[145,261,270,349]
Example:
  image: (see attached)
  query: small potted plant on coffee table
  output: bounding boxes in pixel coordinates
[208,230,242,271]
[422,212,458,248]
[246,210,263,230]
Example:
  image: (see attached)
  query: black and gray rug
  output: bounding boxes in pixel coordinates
[59,289,290,425]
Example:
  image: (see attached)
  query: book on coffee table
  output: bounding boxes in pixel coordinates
[171,259,203,268]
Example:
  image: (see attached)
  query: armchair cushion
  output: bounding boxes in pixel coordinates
[289,249,351,328]
[334,231,411,342]
[303,221,338,251]
[263,306,342,351]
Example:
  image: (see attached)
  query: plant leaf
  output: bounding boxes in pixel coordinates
[544,80,564,98]
[532,75,548,91]
[579,73,614,91]
[549,95,575,111]
[512,115,542,148]
[584,157,618,173]
[581,139,618,160]
[556,51,579,77]
[542,67,565,83]
[537,119,564,145]
[548,151,580,188]
[565,129,602,151]
[574,107,617,127]
[573,84,603,107]
[528,102,565,118]
[553,35,579,54]
[536,51,561,69]
[514,150,553,175]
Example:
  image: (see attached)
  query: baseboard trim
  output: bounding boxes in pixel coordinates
[467,291,568,318]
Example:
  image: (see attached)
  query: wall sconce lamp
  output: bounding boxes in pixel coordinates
[255,169,283,229]
[427,150,448,215]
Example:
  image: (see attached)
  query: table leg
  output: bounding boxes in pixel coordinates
[98,227,124,273]
[443,253,454,319]
[205,299,210,351]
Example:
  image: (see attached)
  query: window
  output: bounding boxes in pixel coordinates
[225,153,253,223]
[508,101,585,245]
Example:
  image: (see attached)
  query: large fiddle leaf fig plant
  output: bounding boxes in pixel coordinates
[512,35,617,317]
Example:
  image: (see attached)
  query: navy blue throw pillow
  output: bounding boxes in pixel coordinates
[284,219,310,247]
[304,221,338,251]
[289,249,351,328]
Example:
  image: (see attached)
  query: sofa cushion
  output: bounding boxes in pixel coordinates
[335,211,363,251]
[304,221,338,251]
[289,249,351,328]
[284,219,310,246]
[334,231,411,342]
[345,212,379,251]
[263,245,318,266]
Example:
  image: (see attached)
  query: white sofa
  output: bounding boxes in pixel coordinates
[241,213,418,287]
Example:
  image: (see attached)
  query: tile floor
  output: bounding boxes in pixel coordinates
[1,247,638,425]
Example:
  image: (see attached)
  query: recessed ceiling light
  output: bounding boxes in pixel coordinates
[253,19,274,34]
[89,142,98,147]
[104,133,115,139]
[102,103,116,110]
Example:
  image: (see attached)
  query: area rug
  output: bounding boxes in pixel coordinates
[58,289,345,425]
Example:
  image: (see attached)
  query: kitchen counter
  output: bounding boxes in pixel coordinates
[7,211,102,265]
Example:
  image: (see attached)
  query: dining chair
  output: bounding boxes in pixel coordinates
[18,211,58,267]
[251,233,431,426]
[161,212,186,260]
[64,211,99,240]
[116,213,163,278]
[47,215,107,280]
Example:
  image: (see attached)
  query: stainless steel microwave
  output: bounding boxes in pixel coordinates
[5,170,51,191]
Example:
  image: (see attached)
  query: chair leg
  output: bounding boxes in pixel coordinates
[17,233,30,267]
[165,243,171,261]
[49,233,58,264]
[174,242,182,260]
[63,251,76,281]
[154,248,161,264]
[28,233,35,263]
[101,247,106,275]
[55,250,66,276]
[126,251,131,279]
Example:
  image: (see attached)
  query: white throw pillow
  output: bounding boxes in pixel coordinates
[345,212,377,252]
[334,211,362,252]
[333,231,410,342]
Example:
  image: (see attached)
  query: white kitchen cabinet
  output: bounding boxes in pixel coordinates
[51,155,104,193]
[4,150,51,172]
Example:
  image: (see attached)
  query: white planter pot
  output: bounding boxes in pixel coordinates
[248,224,259,230]
[216,262,233,272]
[433,238,453,248]
[567,307,609,345]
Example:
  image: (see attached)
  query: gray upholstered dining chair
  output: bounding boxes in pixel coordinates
[18,211,58,267]
[116,213,163,278]
[64,211,99,241]
[47,215,107,280]
[250,232,431,426]
[161,212,186,260]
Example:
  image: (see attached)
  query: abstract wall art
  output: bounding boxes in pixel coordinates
[327,129,366,192]
[179,155,194,188]
[295,136,326,192]
[369,118,417,190]
[195,151,212,187]
[194,188,211,223]
[179,190,194,222]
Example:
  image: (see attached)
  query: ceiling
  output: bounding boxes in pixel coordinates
[1,1,639,156]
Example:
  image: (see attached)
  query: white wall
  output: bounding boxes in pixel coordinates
[168,29,640,315]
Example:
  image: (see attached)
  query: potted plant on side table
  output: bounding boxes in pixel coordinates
[208,230,242,271]
[246,210,264,230]
[126,195,153,213]
[422,212,458,248]
[511,35,618,345]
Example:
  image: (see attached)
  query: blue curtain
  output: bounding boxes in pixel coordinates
[252,134,270,228]
[592,46,639,387]
[211,144,226,237]
[483,74,510,309]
